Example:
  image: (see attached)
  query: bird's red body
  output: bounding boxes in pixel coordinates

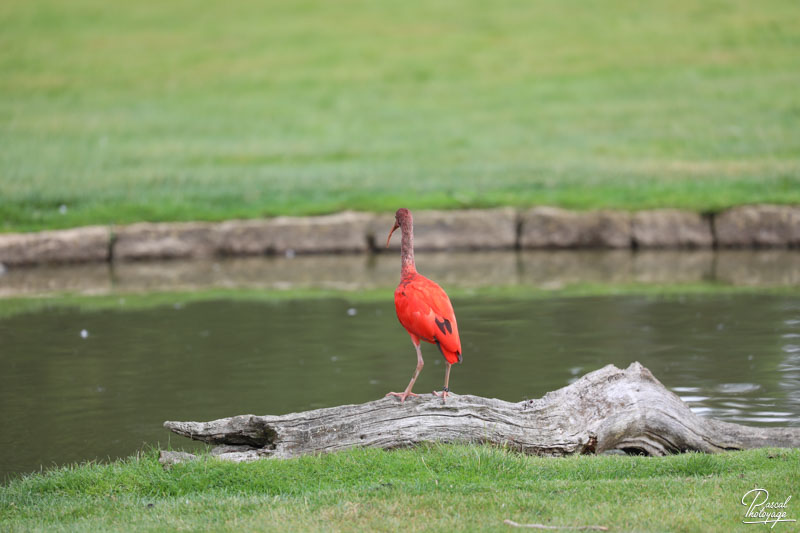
[394,272,462,365]
[385,208,462,402]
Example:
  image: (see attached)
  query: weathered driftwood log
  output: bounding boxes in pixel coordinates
[162,362,800,464]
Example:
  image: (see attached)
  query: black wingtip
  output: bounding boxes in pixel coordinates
[435,317,453,336]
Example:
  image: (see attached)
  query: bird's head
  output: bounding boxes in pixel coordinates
[386,208,412,247]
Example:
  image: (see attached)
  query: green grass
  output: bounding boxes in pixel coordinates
[1,446,798,532]
[1,0,799,232]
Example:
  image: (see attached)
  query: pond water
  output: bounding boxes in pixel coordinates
[3,250,800,298]
[1,292,799,481]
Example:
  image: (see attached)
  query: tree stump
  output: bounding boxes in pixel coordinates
[162,362,800,464]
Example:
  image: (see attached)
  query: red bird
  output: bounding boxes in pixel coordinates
[385,208,462,402]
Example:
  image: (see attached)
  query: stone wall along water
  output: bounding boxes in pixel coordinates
[0,205,797,266]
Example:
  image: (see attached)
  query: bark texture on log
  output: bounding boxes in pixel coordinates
[163,362,800,463]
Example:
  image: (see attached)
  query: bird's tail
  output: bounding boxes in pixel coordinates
[436,341,462,364]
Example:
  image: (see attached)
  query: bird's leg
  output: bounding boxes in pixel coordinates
[386,342,424,403]
[433,362,452,402]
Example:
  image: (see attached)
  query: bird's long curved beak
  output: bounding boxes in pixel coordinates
[386,221,400,248]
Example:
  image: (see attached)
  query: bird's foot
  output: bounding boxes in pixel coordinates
[433,388,449,402]
[386,391,420,403]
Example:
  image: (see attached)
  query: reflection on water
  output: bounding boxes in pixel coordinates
[0,293,798,481]
[1,250,799,297]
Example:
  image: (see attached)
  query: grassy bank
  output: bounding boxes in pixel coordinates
[2,0,799,232]
[1,446,797,532]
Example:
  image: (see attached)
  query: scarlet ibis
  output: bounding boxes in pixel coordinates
[385,208,462,402]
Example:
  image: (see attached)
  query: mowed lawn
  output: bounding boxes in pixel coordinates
[2,446,798,532]
[1,0,799,231]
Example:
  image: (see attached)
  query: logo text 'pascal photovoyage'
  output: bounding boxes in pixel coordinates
[742,488,796,528]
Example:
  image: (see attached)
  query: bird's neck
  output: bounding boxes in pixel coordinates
[400,218,416,277]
